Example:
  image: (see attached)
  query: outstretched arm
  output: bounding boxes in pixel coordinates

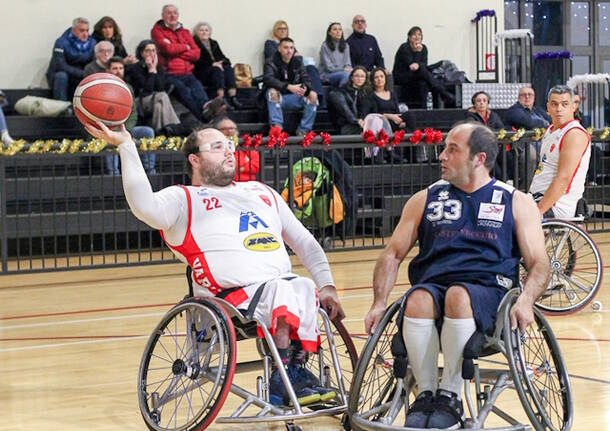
[510,191,550,331]
[364,189,426,333]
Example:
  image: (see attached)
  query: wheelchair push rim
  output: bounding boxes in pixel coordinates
[138,298,237,431]
[535,219,603,315]
[504,297,573,431]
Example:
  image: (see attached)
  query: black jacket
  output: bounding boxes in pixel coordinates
[328,85,372,128]
[346,32,385,70]
[193,37,231,80]
[393,42,428,85]
[465,110,505,130]
[504,102,551,129]
[127,62,170,97]
[263,52,313,95]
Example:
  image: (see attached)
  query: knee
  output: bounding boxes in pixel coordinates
[53,71,68,84]
[444,286,473,318]
[154,92,171,103]
[267,89,280,103]
[405,289,436,318]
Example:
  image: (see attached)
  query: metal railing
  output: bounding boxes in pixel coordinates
[0,132,608,274]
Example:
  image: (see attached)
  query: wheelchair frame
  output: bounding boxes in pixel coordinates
[138,293,358,431]
[347,289,573,431]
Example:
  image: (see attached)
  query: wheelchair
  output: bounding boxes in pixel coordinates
[137,269,358,431]
[522,217,603,315]
[347,289,573,431]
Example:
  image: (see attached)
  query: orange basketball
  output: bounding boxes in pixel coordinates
[73,72,133,128]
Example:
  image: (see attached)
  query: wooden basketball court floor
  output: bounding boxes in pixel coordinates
[1,234,608,431]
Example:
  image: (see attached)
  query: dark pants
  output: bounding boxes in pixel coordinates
[399,67,446,109]
[197,65,237,95]
[48,71,81,101]
[305,65,325,108]
[166,74,209,121]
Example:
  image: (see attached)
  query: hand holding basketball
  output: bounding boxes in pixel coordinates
[73,72,133,130]
[84,121,132,147]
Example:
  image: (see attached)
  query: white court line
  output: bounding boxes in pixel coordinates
[0,312,166,330]
[0,334,149,353]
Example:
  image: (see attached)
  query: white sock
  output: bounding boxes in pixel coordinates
[439,316,476,398]
[1,130,13,145]
[402,317,439,394]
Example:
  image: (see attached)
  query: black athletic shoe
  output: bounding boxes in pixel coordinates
[426,389,464,430]
[404,390,434,428]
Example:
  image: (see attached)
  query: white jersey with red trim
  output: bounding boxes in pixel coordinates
[161,182,294,294]
[529,120,591,218]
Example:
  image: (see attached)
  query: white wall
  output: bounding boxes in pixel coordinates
[0,0,503,89]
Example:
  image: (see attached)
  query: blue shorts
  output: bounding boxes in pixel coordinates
[405,282,507,334]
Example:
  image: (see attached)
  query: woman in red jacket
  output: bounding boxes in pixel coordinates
[213,116,260,182]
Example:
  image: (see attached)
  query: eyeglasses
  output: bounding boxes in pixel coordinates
[353,19,366,24]
[519,92,535,98]
[198,140,235,153]
[99,49,114,54]
[277,27,288,31]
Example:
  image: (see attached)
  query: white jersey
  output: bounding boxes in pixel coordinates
[162,182,294,294]
[529,120,590,218]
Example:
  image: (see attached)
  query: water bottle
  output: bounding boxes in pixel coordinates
[426,92,433,110]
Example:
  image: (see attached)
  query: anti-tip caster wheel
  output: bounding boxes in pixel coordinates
[591,301,602,312]
[285,422,302,431]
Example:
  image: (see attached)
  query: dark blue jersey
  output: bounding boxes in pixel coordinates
[408,178,520,289]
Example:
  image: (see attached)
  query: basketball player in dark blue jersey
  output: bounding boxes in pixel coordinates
[364,123,550,429]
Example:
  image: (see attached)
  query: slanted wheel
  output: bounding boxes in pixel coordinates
[503,294,573,431]
[533,220,603,315]
[305,310,358,400]
[138,298,237,431]
[348,301,409,429]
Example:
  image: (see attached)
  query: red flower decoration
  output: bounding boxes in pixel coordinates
[253,134,263,149]
[302,131,317,148]
[320,132,331,146]
[424,128,436,144]
[391,130,405,146]
[278,131,289,148]
[241,134,252,148]
[375,129,389,147]
[433,130,443,143]
[363,129,376,144]
[410,129,423,145]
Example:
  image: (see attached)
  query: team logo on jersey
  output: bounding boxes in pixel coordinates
[549,143,556,153]
[438,190,449,201]
[243,232,280,251]
[239,211,269,232]
[496,274,513,289]
[259,195,272,207]
[491,190,503,204]
[478,203,505,222]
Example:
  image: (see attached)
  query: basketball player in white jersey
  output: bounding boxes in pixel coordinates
[85,122,345,406]
[529,85,591,218]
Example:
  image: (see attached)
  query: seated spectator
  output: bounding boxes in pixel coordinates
[46,17,96,101]
[128,40,182,136]
[346,15,386,72]
[263,37,317,135]
[84,41,114,76]
[0,106,14,145]
[319,22,352,88]
[151,4,223,122]
[106,57,156,175]
[92,16,137,64]
[213,116,260,181]
[328,66,371,134]
[504,86,551,130]
[368,68,415,132]
[264,21,324,107]
[192,22,242,109]
[393,26,455,108]
[465,91,504,130]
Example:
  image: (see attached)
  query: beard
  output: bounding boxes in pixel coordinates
[198,159,235,186]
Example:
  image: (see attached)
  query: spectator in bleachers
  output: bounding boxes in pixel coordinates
[319,22,352,88]
[192,22,242,109]
[128,40,182,136]
[263,37,317,136]
[369,68,415,132]
[392,26,455,109]
[0,106,14,145]
[465,91,504,130]
[346,15,385,72]
[504,86,551,130]
[92,16,137,64]
[213,116,260,182]
[264,20,324,107]
[106,57,156,175]
[328,66,371,135]
[84,41,114,76]
[151,4,222,122]
[46,17,96,101]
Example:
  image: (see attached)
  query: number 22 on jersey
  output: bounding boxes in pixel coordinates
[203,197,222,211]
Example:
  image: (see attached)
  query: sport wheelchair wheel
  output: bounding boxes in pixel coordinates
[535,219,603,315]
[348,301,410,429]
[138,298,237,431]
[504,296,573,431]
